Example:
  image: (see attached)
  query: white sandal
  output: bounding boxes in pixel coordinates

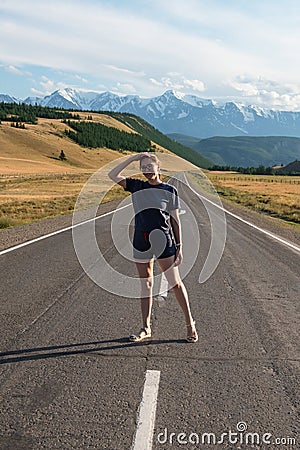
[129,327,152,342]
[186,320,198,343]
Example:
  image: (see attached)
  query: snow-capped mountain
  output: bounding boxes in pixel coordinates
[0,94,19,104]
[2,88,300,138]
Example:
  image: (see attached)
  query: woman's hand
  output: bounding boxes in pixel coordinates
[131,151,152,161]
[108,151,154,183]
[174,247,183,266]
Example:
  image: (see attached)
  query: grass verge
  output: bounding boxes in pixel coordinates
[0,173,129,229]
[207,173,300,224]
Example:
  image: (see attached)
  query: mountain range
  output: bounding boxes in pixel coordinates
[1,89,300,139]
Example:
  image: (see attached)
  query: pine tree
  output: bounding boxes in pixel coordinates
[59,150,67,161]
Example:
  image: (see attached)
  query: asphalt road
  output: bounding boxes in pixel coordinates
[0,174,299,450]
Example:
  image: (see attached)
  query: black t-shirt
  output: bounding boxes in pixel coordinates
[125,177,180,233]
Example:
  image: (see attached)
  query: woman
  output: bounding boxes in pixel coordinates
[108,152,198,343]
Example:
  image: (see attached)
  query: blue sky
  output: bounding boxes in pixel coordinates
[0,0,300,110]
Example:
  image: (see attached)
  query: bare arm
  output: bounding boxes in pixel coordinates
[170,209,181,245]
[170,208,183,266]
[108,152,151,189]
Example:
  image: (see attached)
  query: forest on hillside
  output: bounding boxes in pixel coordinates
[0,102,80,123]
[108,112,211,168]
[63,119,151,152]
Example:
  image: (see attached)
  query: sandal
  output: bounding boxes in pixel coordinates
[186,320,198,343]
[129,326,152,342]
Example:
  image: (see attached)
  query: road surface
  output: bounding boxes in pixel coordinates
[0,174,299,449]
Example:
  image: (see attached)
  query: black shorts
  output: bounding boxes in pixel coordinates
[133,230,176,260]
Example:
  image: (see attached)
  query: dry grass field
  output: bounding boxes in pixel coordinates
[207,172,300,225]
[0,117,135,175]
[0,173,130,228]
[0,115,188,228]
[0,115,134,228]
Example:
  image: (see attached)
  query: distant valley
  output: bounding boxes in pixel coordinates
[167,134,300,167]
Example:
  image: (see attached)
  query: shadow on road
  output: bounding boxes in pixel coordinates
[0,338,187,365]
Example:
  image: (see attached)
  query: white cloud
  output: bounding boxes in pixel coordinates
[104,65,145,77]
[114,82,137,94]
[75,74,88,83]
[183,79,205,92]
[229,75,300,110]
[0,0,299,109]
[0,1,262,89]
[31,76,68,96]
[162,78,184,89]
[149,78,163,86]
[30,88,45,97]
[150,74,205,93]
[150,77,184,90]
[5,64,31,76]
[5,65,23,75]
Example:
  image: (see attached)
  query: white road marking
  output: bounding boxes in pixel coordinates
[183,173,300,254]
[2,174,298,257]
[131,370,161,450]
[0,204,131,256]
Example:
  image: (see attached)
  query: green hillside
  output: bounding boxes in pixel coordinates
[277,160,300,175]
[167,133,202,147]
[167,134,300,167]
[107,112,212,168]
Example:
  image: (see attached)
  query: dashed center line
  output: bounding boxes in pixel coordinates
[131,369,161,450]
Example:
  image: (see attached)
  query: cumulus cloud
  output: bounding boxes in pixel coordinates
[114,82,137,94]
[150,74,205,93]
[31,76,68,96]
[230,75,300,110]
[149,78,163,87]
[150,77,184,90]
[184,79,205,92]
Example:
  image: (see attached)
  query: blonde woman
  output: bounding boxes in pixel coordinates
[108,152,198,343]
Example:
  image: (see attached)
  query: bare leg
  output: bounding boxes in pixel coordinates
[157,256,192,323]
[157,255,198,340]
[135,258,154,330]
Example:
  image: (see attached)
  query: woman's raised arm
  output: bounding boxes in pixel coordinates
[108,152,151,188]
